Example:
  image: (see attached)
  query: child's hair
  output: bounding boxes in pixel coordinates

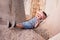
[43,11,47,17]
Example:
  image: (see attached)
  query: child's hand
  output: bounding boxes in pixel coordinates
[35,11,43,20]
[35,11,46,20]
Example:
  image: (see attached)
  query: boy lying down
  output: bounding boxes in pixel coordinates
[8,11,47,29]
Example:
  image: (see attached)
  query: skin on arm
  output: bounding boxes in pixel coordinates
[35,20,42,28]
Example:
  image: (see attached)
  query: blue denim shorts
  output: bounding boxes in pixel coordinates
[22,17,37,29]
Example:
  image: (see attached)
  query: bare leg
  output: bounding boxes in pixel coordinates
[16,23,24,29]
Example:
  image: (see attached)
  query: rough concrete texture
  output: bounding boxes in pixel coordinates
[0,25,45,40]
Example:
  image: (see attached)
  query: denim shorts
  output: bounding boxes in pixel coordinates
[22,17,37,29]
